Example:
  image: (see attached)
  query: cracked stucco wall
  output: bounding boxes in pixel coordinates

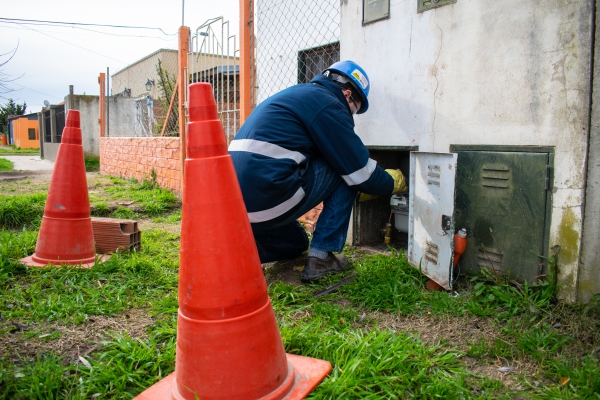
[341,0,594,301]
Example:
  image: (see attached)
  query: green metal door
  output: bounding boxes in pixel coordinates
[454,151,549,282]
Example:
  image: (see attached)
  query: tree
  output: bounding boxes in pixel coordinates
[155,59,179,136]
[0,98,27,134]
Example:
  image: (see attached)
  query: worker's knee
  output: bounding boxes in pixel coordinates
[252,221,309,263]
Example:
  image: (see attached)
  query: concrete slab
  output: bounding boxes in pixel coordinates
[1,156,54,171]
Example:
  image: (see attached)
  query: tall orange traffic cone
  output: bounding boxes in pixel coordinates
[20,110,109,268]
[135,83,331,400]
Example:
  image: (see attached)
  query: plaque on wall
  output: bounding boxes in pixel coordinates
[363,0,390,25]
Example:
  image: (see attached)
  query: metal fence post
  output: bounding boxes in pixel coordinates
[98,73,106,138]
[179,26,190,180]
[240,0,252,124]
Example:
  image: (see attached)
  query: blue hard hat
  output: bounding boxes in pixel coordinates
[323,60,370,114]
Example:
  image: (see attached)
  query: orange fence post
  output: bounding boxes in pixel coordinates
[240,0,252,124]
[98,73,106,138]
[178,26,190,184]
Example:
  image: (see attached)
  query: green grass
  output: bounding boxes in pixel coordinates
[1,236,599,398]
[0,229,180,326]
[0,176,179,230]
[0,157,13,171]
[0,177,599,398]
[0,322,178,399]
[89,176,180,219]
[0,193,46,229]
[0,146,39,156]
[84,156,100,172]
[152,210,182,223]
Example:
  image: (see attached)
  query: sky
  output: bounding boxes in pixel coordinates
[0,0,239,113]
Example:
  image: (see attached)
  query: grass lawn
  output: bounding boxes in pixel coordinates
[0,146,40,156]
[0,158,13,171]
[0,173,598,399]
[84,156,100,172]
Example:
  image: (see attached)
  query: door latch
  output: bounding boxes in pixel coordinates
[441,214,452,234]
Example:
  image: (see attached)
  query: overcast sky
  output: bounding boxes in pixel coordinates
[1,0,239,113]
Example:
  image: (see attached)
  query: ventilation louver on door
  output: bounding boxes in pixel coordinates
[482,166,510,189]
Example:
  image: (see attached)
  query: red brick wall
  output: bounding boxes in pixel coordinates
[100,136,323,227]
[100,137,181,195]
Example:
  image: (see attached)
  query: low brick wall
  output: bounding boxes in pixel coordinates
[100,137,181,194]
[100,136,323,228]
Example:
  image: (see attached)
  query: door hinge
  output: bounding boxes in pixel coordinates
[545,165,551,190]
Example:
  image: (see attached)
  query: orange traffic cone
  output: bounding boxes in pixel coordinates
[135,83,331,400]
[20,110,109,268]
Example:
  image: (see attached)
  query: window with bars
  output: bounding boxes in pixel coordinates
[298,42,340,84]
[44,110,51,143]
[54,105,65,143]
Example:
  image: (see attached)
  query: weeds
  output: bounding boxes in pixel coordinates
[1,173,599,398]
[84,156,100,172]
[0,323,178,399]
[152,210,181,223]
[282,319,503,399]
[0,229,179,328]
[0,146,39,156]
[91,176,179,218]
[0,194,46,229]
[0,174,179,229]
[341,251,426,313]
[0,157,13,171]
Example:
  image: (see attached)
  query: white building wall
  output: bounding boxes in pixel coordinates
[255,0,340,103]
[341,0,593,301]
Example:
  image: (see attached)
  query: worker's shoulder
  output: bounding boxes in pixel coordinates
[270,83,339,111]
[285,81,333,97]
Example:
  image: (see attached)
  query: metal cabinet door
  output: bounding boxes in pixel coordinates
[454,151,549,282]
[408,152,457,290]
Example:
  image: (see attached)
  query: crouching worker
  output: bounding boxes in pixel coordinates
[229,60,407,283]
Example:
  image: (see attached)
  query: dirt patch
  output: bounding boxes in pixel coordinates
[264,257,306,286]
[0,308,154,364]
[137,218,181,234]
[0,172,30,183]
[354,311,541,391]
[0,171,52,194]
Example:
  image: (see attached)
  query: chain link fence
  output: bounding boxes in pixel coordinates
[108,50,179,137]
[250,0,341,107]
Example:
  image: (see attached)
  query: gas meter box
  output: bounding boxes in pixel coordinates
[353,148,552,291]
[353,151,458,289]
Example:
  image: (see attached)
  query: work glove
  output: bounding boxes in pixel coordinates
[358,169,408,202]
[386,169,408,194]
[358,193,378,202]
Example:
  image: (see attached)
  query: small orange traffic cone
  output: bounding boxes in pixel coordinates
[20,110,109,268]
[135,83,331,400]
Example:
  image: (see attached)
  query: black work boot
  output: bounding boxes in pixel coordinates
[301,252,349,283]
